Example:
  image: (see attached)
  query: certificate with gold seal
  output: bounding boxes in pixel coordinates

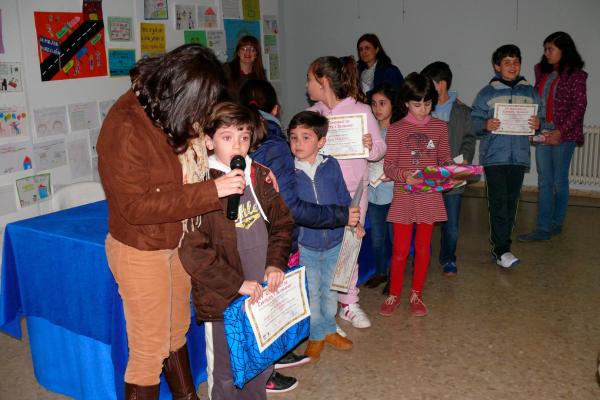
[493,103,538,135]
[319,113,369,159]
[245,267,310,352]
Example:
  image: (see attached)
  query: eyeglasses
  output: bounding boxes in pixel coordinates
[240,46,257,53]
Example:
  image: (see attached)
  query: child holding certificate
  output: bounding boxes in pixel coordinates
[471,44,543,269]
[179,102,294,400]
[288,110,364,362]
[307,55,386,331]
[380,72,452,317]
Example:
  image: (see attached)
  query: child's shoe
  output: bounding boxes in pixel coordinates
[442,261,458,276]
[338,303,371,328]
[496,252,520,269]
[324,333,353,350]
[409,289,428,317]
[379,295,400,317]
[265,371,298,394]
[303,340,325,362]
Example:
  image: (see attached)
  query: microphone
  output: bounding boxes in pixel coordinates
[227,155,246,220]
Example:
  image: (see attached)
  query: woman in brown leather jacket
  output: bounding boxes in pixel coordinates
[97,44,248,400]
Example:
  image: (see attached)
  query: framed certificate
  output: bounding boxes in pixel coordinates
[493,103,538,135]
[319,113,369,159]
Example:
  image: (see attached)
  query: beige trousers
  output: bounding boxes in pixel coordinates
[105,234,191,385]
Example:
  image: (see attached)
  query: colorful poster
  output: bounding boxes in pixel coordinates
[68,101,100,131]
[33,138,67,171]
[140,22,166,57]
[16,173,51,207]
[144,0,168,20]
[0,62,23,92]
[34,12,108,81]
[223,19,260,61]
[242,0,260,21]
[98,99,116,122]
[263,15,278,35]
[221,0,241,19]
[34,106,68,138]
[184,30,207,45]
[67,135,92,180]
[197,5,219,29]
[207,30,226,61]
[175,4,196,30]
[263,34,277,54]
[108,16,133,41]
[0,106,29,139]
[108,49,136,77]
[0,141,33,175]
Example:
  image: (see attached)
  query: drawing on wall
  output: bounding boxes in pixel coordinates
[175,4,196,30]
[207,30,226,62]
[108,49,136,77]
[33,11,108,81]
[108,16,133,41]
[242,0,260,21]
[16,173,51,207]
[98,99,116,122]
[0,141,33,176]
[184,30,207,45]
[223,19,260,61]
[140,22,166,57]
[197,5,219,29]
[221,0,241,19]
[67,135,92,180]
[0,107,29,139]
[144,0,168,20]
[33,139,67,171]
[89,127,100,157]
[68,101,100,131]
[34,105,68,138]
[263,15,278,35]
[0,62,23,92]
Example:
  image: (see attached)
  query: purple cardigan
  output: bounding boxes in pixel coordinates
[534,63,588,145]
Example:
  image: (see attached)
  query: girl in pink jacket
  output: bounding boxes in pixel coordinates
[307,56,386,329]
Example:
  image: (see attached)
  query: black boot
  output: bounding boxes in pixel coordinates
[163,344,200,400]
[125,382,160,400]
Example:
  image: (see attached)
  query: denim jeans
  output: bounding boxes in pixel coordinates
[300,243,342,341]
[367,202,393,276]
[535,141,576,232]
[439,193,462,265]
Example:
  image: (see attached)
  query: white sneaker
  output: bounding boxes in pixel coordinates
[336,323,347,338]
[338,303,371,328]
[496,252,520,269]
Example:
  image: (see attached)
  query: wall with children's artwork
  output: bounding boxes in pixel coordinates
[0,0,281,251]
[279,0,600,189]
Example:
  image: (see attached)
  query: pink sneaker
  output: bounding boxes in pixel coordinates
[379,295,400,317]
[409,290,428,317]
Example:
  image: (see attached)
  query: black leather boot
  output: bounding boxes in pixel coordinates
[124,382,160,400]
[163,344,200,400]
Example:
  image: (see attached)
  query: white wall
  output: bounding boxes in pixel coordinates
[279,0,600,188]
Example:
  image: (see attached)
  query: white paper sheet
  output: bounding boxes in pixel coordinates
[67,135,92,180]
[0,184,17,215]
[0,141,33,175]
[34,105,68,138]
[68,101,100,131]
[0,106,29,139]
[33,138,67,171]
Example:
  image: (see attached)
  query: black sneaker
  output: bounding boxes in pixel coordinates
[266,371,298,393]
[274,352,310,370]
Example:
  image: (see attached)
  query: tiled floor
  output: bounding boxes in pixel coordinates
[2,192,600,399]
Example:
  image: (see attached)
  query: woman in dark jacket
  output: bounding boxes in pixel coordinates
[356,33,403,95]
[518,32,587,242]
[223,35,267,101]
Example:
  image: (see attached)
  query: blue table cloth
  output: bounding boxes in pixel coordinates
[0,201,207,400]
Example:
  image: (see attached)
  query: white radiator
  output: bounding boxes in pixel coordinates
[569,126,600,186]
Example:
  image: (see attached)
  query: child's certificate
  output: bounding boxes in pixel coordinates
[493,103,538,135]
[319,113,369,159]
[245,267,310,352]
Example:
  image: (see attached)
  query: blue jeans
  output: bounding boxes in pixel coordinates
[439,193,462,265]
[535,141,576,232]
[367,202,392,276]
[300,243,341,341]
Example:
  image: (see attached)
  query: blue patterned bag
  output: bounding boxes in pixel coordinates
[223,266,310,388]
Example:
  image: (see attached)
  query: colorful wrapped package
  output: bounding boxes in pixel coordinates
[223,266,310,388]
[399,164,484,193]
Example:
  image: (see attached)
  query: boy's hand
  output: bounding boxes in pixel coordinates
[239,280,263,303]
[354,223,366,239]
[347,207,360,227]
[528,116,541,131]
[266,170,279,192]
[485,118,500,132]
[215,170,246,198]
[362,133,373,151]
[403,170,423,185]
[264,266,284,293]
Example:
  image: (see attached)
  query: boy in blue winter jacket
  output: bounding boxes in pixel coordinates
[471,44,543,269]
[288,111,364,362]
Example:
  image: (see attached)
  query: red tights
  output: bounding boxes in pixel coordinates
[389,223,434,296]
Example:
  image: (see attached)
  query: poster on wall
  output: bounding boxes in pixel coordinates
[263,15,278,35]
[98,99,116,122]
[221,0,241,19]
[0,141,33,175]
[108,16,133,41]
[34,106,68,138]
[184,31,207,45]
[108,49,136,77]
[269,53,280,81]
[197,3,219,29]
[0,107,29,139]
[89,128,100,157]
[67,135,92,180]
[33,12,108,81]
[16,173,51,207]
[242,0,260,21]
[68,101,100,131]
[0,62,23,92]
[33,139,67,171]
[140,22,166,57]
[223,19,260,61]
[207,30,227,62]
[144,0,168,20]
[175,4,196,30]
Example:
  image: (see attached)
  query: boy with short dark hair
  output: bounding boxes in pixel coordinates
[421,61,476,276]
[471,44,543,269]
[288,111,363,362]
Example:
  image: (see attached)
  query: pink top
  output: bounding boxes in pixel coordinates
[384,114,451,224]
[308,97,386,222]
